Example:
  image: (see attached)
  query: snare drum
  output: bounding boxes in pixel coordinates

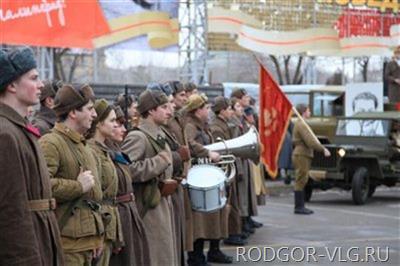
[185,164,227,212]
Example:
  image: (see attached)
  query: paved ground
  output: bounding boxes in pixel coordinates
[215,185,400,265]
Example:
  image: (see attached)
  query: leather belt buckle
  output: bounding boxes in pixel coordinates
[49,198,57,210]
[129,193,135,202]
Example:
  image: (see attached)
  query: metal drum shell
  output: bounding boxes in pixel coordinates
[185,165,227,212]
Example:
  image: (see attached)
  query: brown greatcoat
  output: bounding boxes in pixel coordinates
[384,59,400,103]
[231,116,258,217]
[87,140,124,265]
[164,109,193,258]
[31,105,56,135]
[185,114,230,240]
[107,143,151,266]
[210,115,242,235]
[121,118,178,266]
[0,103,64,266]
[39,123,104,253]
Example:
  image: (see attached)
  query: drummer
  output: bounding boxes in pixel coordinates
[184,94,233,265]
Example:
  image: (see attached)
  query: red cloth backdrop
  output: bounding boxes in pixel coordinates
[336,8,400,38]
[259,63,293,178]
[0,0,110,48]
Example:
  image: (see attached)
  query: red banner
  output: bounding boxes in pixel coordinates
[0,0,110,49]
[259,64,293,178]
[336,9,400,38]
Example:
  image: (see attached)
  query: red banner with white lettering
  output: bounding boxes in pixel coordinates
[0,0,110,49]
[259,63,293,178]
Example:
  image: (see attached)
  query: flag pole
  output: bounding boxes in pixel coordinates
[254,53,321,145]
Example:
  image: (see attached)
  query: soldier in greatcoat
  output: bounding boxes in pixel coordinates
[243,106,267,206]
[32,80,62,135]
[184,94,233,265]
[292,104,331,214]
[121,89,178,265]
[150,81,191,265]
[108,106,151,266]
[86,99,124,265]
[230,89,261,234]
[210,96,246,246]
[0,47,64,266]
[40,84,105,265]
[384,46,400,108]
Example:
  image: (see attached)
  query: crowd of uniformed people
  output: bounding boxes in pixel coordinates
[0,47,268,266]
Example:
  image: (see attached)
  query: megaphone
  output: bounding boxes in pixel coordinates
[204,126,260,164]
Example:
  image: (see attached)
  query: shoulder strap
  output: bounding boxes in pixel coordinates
[134,127,164,154]
[161,127,179,151]
[52,133,87,230]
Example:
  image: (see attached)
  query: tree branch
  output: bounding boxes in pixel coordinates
[292,56,304,84]
[269,55,283,84]
[284,55,291,84]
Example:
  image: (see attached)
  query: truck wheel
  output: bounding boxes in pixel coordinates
[352,167,370,205]
[368,185,376,198]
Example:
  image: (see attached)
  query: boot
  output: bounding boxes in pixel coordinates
[207,240,233,264]
[240,231,250,240]
[223,234,247,246]
[188,239,208,266]
[294,191,314,215]
[248,217,263,228]
[242,217,255,234]
[284,174,291,185]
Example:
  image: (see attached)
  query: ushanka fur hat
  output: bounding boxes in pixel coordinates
[137,89,169,115]
[0,47,37,92]
[53,84,95,117]
[185,93,208,113]
[40,80,63,102]
[212,96,230,113]
[230,88,248,99]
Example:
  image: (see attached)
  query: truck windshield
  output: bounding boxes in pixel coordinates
[312,92,343,117]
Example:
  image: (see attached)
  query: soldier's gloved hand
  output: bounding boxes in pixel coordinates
[77,168,95,193]
[159,150,172,165]
[323,148,331,157]
[177,145,190,161]
[209,151,221,162]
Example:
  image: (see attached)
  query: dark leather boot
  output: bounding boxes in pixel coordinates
[188,239,209,266]
[242,217,255,234]
[240,231,250,240]
[294,191,314,215]
[208,240,233,264]
[248,217,263,228]
[223,234,247,246]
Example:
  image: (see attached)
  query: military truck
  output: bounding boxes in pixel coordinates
[306,112,400,205]
[302,86,344,142]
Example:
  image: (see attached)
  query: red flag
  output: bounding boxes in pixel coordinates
[259,63,292,178]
